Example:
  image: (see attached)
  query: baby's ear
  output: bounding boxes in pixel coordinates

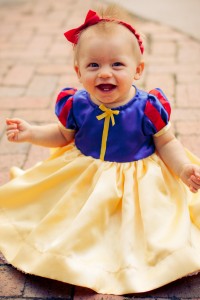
[134,61,145,80]
[74,64,82,82]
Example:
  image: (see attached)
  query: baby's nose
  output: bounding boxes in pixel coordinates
[98,67,112,78]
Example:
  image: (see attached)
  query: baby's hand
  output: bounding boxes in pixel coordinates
[6,118,32,143]
[180,164,200,193]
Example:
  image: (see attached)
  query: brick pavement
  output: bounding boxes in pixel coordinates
[0,0,200,299]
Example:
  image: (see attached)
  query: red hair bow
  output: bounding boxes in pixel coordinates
[64,10,144,54]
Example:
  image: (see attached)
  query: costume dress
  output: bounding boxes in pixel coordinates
[0,86,200,295]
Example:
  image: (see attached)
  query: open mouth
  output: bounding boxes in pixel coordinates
[96,84,116,92]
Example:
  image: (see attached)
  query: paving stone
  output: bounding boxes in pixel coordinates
[145,73,175,102]
[0,135,30,154]
[12,109,55,123]
[145,274,200,298]
[2,65,35,86]
[23,144,50,169]
[74,287,125,300]
[0,96,51,109]
[0,154,26,170]
[150,41,177,56]
[0,252,7,264]
[0,265,26,297]
[176,83,200,107]
[176,121,200,135]
[172,108,200,121]
[0,86,25,97]
[0,171,11,185]
[0,109,12,138]
[179,135,200,157]
[23,275,73,299]
[25,75,58,97]
[37,64,69,75]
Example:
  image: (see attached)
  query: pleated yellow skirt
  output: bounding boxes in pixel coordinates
[0,143,200,295]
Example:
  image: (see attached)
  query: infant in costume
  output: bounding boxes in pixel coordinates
[0,7,200,295]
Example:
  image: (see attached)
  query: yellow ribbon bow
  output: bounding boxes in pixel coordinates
[96,104,119,160]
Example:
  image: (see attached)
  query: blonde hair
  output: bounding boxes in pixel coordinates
[73,5,143,64]
[97,4,136,24]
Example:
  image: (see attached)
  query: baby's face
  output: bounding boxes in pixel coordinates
[74,25,144,108]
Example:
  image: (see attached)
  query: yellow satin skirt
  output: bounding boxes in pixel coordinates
[0,143,200,295]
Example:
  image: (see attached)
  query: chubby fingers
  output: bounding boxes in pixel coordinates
[7,129,19,142]
[189,173,200,193]
[6,119,20,141]
[6,118,21,126]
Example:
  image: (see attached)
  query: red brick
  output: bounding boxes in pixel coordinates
[172,108,200,121]
[56,76,78,90]
[0,171,10,185]
[145,74,175,103]
[36,64,69,75]
[178,41,200,63]
[150,274,200,298]
[24,144,50,169]
[140,22,169,35]
[23,275,72,298]
[148,63,200,74]
[0,62,11,77]
[57,70,80,86]
[146,55,176,65]
[0,41,26,52]
[0,153,26,184]
[0,265,26,297]
[25,75,58,97]
[0,24,17,37]
[0,96,51,109]
[74,287,124,300]
[48,42,70,57]
[176,83,200,107]
[27,36,52,52]
[151,30,185,42]
[0,154,26,170]
[0,87,25,97]
[0,136,29,155]
[0,110,12,137]
[150,41,176,56]
[0,252,7,264]
[12,108,55,123]
[176,121,200,135]
[178,136,200,157]
[10,29,34,44]
[176,74,200,84]
[3,65,35,86]
[0,49,26,60]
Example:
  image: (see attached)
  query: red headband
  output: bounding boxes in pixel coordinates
[64,10,144,54]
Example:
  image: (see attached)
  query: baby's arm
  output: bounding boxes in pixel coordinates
[6,118,75,148]
[153,128,200,193]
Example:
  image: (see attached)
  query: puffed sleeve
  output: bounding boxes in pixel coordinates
[55,87,78,130]
[143,88,171,136]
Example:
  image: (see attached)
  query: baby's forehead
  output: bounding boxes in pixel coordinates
[74,22,142,63]
[80,21,132,39]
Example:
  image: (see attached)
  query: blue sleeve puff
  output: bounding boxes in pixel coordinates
[55,87,78,130]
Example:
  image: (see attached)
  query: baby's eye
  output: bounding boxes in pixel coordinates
[112,62,124,67]
[88,63,99,68]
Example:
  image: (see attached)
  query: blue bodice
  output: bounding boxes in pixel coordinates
[55,86,171,162]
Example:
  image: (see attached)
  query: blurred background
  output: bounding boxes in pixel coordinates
[106,0,200,40]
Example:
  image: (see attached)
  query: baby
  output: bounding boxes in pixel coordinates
[1,6,200,295]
